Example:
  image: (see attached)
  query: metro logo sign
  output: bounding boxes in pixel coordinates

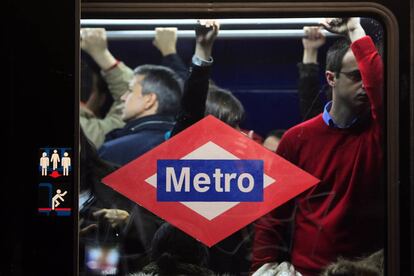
[102,116,319,247]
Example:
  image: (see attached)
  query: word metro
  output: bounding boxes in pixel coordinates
[157,160,263,202]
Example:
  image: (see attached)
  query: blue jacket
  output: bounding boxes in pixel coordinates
[99,114,175,166]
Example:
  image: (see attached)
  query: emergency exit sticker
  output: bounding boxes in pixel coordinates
[103,115,319,247]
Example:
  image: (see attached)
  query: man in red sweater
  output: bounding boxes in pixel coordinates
[251,18,384,275]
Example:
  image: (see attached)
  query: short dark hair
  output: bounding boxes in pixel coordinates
[206,85,245,128]
[325,37,352,77]
[134,64,182,116]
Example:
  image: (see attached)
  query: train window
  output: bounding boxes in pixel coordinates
[79,3,398,275]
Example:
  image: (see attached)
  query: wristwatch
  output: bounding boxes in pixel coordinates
[192,55,214,67]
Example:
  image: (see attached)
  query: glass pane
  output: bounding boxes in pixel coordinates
[79,17,385,276]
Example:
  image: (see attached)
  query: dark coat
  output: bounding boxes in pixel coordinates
[99,114,175,166]
[171,65,211,136]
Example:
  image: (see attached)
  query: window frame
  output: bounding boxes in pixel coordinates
[80,2,400,274]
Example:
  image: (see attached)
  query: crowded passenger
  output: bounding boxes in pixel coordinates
[168,20,255,276]
[252,17,384,275]
[80,127,166,274]
[297,26,329,121]
[81,27,188,150]
[80,28,134,148]
[131,222,214,276]
[98,64,182,165]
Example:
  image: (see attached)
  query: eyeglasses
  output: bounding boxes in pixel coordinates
[339,69,362,82]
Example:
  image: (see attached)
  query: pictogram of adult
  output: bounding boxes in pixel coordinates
[50,149,61,170]
[40,152,50,176]
[62,152,71,176]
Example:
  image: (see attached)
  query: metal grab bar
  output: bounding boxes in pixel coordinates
[106,29,337,40]
[81,18,327,27]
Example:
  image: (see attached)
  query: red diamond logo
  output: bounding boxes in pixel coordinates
[103,115,319,247]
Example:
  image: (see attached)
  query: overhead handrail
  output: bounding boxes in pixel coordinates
[105,29,337,40]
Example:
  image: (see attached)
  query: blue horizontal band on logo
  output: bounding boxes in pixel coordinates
[157,159,263,202]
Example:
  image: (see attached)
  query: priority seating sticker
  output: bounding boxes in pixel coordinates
[103,115,319,247]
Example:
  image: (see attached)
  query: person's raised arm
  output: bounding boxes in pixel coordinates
[298,26,326,120]
[80,28,133,100]
[320,17,366,42]
[194,20,219,61]
[81,28,117,71]
[80,28,134,148]
[321,17,383,121]
[302,26,326,64]
[153,27,177,57]
[170,20,220,136]
[153,27,188,82]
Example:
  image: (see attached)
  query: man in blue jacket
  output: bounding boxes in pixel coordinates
[98,64,182,166]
